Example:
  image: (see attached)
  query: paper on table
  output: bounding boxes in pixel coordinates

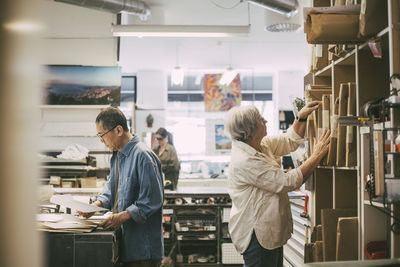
[36,213,63,222]
[50,195,108,212]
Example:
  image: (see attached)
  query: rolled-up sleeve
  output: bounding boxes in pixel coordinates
[126,161,163,224]
[262,126,304,156]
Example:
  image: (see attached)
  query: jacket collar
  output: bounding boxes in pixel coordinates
[118,135,139,157]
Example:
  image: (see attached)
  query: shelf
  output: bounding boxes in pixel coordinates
[39,105,109,109]
[176,264,224,267]
[334,49,356,66]
[40,165,96,170]
[314,63,332,77]
[177,230,216,234]
[384,152,400,155]
[363,200,385,208]
[316,166,357,170]
[53,187,102,194]
[385,175,400,179]
[164,204,225,208]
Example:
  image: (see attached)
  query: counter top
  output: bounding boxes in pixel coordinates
[166,186,305,198]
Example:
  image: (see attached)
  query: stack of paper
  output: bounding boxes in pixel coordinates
[37,213,98,233]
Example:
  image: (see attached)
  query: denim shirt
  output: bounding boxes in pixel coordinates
[97,136,164,262]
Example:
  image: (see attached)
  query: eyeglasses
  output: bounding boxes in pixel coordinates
[156,137,165,141]
[260,116,267,124]
[97,125,117,140]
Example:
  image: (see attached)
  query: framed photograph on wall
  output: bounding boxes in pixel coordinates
[43,65,121,106]
[206,119,231,155]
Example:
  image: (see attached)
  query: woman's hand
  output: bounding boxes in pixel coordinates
[299,129,331,181]
[312,129,331,161]
[297,101,321,119]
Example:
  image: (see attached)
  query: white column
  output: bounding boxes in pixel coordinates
[0,1,42,267]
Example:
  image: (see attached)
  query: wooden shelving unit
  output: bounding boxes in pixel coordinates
[306,0,400,262]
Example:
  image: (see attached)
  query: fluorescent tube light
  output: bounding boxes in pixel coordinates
[112,24,250,37]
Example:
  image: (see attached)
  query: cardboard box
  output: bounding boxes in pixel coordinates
[336,83,349,166]
[327,97,339,165]
[373,130,384,196]
[49,176,61,187]
[305,5,364,44]
[312,44,329,72]
[336,217,358,260]
[312,241,324,262]
[62,181,77,188]
[346,82,357,167]
[321,208,357,261]
[304,243,314,263]
[79,177,97,188]
[311,224,323,242]
[305,87,331,156]
[359,0,387,38]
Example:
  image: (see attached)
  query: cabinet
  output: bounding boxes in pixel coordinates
[305,0,400,262]
[164,189,241,266]
[44,230,120,267]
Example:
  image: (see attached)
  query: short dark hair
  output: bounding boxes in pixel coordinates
[155,127,168,138]
[96,107,129,132]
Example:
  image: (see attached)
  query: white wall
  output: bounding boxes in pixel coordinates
[42,1,117,66]
[40,2,118,167]
[275,70,306,111]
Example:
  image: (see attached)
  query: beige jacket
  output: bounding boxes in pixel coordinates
[227,127,304,253]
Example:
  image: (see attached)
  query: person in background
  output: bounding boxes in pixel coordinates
[80,107,164,267]
[153,127,180,191]
[224,102,330,267]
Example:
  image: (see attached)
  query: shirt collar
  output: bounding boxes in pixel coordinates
[232,140,259,156]
[119,135,139,157]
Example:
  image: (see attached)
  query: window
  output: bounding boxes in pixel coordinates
[165,73,274,159]
[119,75,136,131]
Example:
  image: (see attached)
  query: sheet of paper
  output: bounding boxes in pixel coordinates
[50,195,108,212]
[41,222,94,230]
[36,213,63,222]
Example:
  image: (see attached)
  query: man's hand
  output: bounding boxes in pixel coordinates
[297,101,321,119]
[77,200,102,219]
[100,211,131,229]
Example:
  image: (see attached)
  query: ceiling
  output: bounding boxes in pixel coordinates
[119,0,311,74]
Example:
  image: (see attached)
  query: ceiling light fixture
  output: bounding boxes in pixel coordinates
[112,24,250,37]
[171,67,184,86]
[264,8,302,32]
[219,43,238,86]
[171,44,184,86]
[219,67,238,86]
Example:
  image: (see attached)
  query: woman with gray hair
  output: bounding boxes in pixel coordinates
[224,102,330,267]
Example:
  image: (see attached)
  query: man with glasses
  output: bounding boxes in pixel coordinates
[81,107,164,267]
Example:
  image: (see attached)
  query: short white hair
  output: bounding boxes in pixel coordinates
[224,105,260,143]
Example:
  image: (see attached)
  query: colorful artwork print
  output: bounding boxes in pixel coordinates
[204,73,241,111]
[215,124,232,150]
[43,65,121,105]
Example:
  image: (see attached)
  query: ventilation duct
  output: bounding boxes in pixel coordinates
[55,0,151,20]
[244,0,299,18]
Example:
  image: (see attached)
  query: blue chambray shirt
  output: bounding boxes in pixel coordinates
[97,136,164,262]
